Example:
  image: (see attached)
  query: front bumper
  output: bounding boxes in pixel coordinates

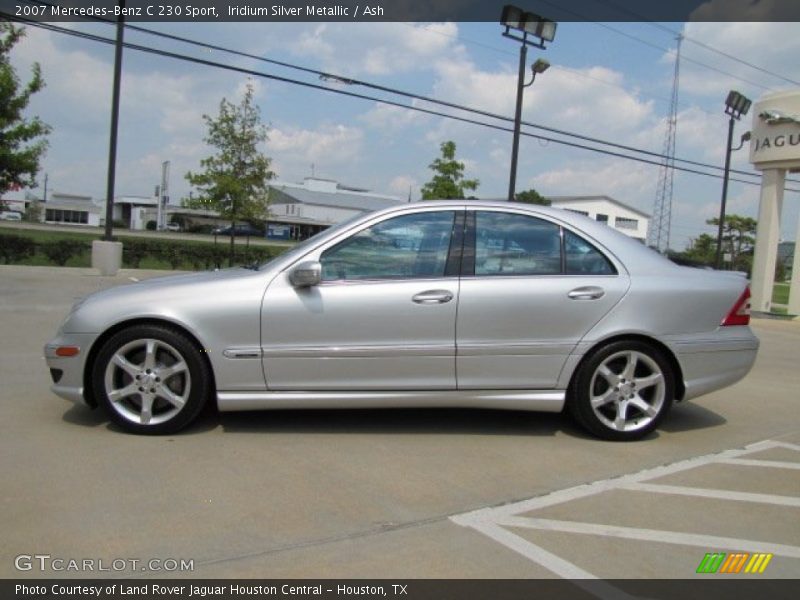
[44,333,100,408]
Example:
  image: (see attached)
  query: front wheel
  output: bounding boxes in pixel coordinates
[91,325,211,435]
[568,341,674,441]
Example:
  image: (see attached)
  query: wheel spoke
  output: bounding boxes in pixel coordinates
[630,395,658,417]
[143,340,158,370]
[597,364,619,386]
[621,353,638,381]
[635,372,662,390]
[613,402,628,430]
[591,388,616,408]
[156,387,186,409]
[159,361,187,381]
[107,383,139,403]
[112,353,140,378]
[140,395,154,425]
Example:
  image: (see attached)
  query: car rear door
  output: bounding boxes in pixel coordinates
[456,208,630,390]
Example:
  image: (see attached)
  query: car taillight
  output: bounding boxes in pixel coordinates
[721,287,751,326]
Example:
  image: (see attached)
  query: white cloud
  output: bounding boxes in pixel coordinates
[290,22,460,77]
[269,124,364,180]
[530,159,655,213]
[674,23,800,100]
[388,175,417,197]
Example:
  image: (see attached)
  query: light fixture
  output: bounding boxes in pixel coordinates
[501,4,558,49]
[724,90,752,120]
[531,59,550,75]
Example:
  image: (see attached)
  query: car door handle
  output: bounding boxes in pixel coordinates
[412,290,454,304]
[568,286,605,300]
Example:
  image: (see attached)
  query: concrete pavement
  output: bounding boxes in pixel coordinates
[1,265,798,580]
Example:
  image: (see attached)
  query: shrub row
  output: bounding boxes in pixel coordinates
[122,238,277,270]
[0,232,280,270]
[0,233,90,266]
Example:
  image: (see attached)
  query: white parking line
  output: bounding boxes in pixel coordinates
[451,439,800,584]
[619,482,800,507]
[494,516,800,558]
[716,458,800,470]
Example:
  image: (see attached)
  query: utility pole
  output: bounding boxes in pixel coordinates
[159,161,170,230]
[103,0,125,240]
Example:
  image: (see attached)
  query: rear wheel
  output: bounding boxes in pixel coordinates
[568,341,674,441]
[91,325,210,435]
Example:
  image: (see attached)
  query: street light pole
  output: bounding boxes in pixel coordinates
[508,40,528,202]
[715,116,735,269]
[500,5,556,202]
[714,90,751,270]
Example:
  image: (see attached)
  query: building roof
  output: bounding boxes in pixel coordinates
[548,195,651,219]
[269,185,404,213]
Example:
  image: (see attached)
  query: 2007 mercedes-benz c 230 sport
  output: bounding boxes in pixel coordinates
[45,201,759,440]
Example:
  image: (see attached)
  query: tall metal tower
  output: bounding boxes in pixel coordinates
[648,35,683,252]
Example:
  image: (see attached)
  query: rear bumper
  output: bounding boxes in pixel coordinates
[667,328,759,401]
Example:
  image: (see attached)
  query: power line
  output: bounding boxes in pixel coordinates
[12,0,790,183]
[7,15,800,196]
[589,0,800,86]
[42,13,784,183]
[534,0,781,92]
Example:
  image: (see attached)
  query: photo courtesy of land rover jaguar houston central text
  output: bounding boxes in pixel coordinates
[44,202,759,441]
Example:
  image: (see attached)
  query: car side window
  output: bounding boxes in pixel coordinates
[564,230,617,275]
[474,212,561,276]
[320,211,456,281]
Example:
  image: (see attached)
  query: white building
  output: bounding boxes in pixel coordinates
[113,195,160,230]
[43,193,102,227]
[549,195,650,243]
[267,178,404,240]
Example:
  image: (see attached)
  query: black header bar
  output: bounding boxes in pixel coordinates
[2,0,799,23]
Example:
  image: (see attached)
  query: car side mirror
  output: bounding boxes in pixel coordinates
[288,261,322,287]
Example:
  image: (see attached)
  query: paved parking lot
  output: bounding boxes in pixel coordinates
[1,265,798,580]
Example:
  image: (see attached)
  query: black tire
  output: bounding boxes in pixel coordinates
[91,324,211,435]
[568,340,674,441]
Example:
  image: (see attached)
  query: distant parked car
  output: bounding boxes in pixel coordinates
[212,223,263,237]
[165,222,182,232]
[44,201,758,440]
[0,211,23,221]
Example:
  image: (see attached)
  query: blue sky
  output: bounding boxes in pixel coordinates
[7,19,800,250]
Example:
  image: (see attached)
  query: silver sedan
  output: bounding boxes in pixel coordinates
[44,202,759,440]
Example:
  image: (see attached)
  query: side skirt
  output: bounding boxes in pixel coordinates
[216,390,565,413]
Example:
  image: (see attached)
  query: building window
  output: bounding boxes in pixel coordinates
[596,213,608,223]
[565,209,589,217]
[615,217,638,230]
[45,208,89,224]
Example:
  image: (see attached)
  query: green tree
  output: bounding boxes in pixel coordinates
[514,188,550,205]
[683,233,717,266]
[185,83,275,265]
[421,141,479,200]
[706,214,757,271]
[0,23,51,196]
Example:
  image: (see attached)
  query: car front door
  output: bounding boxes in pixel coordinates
[261,209,463,390]
[456,209,630,390]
